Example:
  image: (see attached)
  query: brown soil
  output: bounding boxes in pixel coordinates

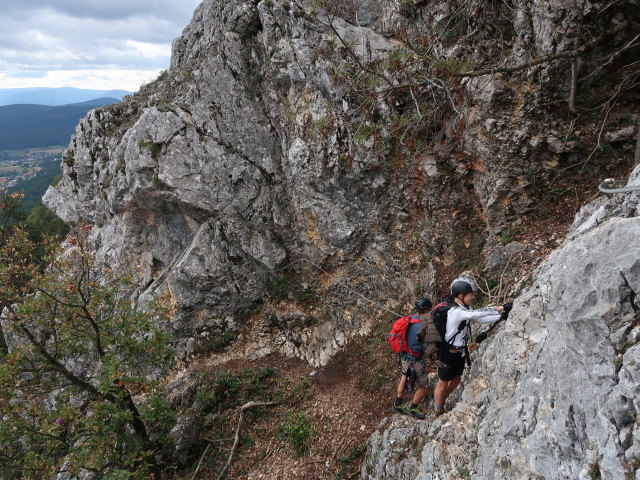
[178,320,430,480]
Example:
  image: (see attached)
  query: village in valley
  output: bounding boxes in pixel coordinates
[0,147,62,188]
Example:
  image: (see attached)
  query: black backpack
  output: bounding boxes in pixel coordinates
[431,300,468,348]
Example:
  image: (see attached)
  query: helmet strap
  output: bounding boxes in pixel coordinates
[453,293,473,308]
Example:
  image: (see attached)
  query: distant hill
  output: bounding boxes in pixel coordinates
[0,87,131,106]
[0,98,120,150]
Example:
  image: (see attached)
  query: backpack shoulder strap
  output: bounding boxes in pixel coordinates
[445,304,472,346]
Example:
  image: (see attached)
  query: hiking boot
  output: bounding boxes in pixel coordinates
[392,404,410,415]
[407,406,425,420]
[434,405,445,417]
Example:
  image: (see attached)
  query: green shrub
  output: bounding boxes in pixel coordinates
[156,98,172,112]
[266,272,317,303]
[334,445,367,479]
[278,410,315,455]
[267,276,291,300]
[614,356,624,372]
[618,112,633,125]
[285,377,313,403]
[364,367,387,392]
[195,367,286,415]
[195,370,242,412]
[138,140,163,158]
[151,175,173,190]
[501,228,513,245]
[207,332,237,352]
[588,463,601,480]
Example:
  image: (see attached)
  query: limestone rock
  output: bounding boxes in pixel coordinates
[42,0,638,369]
[33,0,640,474]
[169,416,202,466]
[546,134,572,154]
[605,125,638,143]
[483,241,529,278]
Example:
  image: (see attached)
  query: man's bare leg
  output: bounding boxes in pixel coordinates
[411,386,430,405]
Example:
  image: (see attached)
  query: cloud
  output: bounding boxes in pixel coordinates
[0,69,164,91]
[1,0,200,22]
[0,0,201,91]
[126,41,172,60]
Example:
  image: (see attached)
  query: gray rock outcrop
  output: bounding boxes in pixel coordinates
[362,165,640,479]
[43,0,638,368]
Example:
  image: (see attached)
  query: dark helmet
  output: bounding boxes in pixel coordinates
[415,298,433,313]
[450,276,477,297]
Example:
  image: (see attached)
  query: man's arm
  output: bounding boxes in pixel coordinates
[407,322,425,354]
[456,307,501,324]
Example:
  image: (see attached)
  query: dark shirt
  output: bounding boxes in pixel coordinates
[406,314,423,356]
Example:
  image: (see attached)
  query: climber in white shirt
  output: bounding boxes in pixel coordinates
[433,276,511,416]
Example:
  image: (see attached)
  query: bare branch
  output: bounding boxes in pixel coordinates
[317,11,394,88]
[569,58,578,114]
[216,401,280,480]
[190,444,211,480]
[457,20,634,78]
[580,32,640,81]
[19,324,106,401]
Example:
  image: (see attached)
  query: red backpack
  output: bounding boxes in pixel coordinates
[387,315,421,356]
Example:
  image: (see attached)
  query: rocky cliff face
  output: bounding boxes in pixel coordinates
[44,0,638,367]
[42,0,639,475]
[363,165,640,480]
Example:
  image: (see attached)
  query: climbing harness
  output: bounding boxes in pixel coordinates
[598,178,640,194]
[404,366,417,393]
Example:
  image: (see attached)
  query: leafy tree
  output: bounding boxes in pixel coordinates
[0,190,28,354]
[24,201,69,243]
[0,225,175,479]
[0,190,26,239]
[0,192,68,355]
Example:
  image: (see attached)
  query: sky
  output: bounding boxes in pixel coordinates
[0,0,202,92]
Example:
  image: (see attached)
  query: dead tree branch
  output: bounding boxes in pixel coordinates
[457,20,633,78]
[190,444,211,480]
[635,115,640,167]
[216,401,280,480]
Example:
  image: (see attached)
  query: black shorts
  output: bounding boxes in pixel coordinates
[437,349,465,381]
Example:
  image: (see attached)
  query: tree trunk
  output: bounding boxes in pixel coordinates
[119,388,162,480]
[568,57,578,113]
